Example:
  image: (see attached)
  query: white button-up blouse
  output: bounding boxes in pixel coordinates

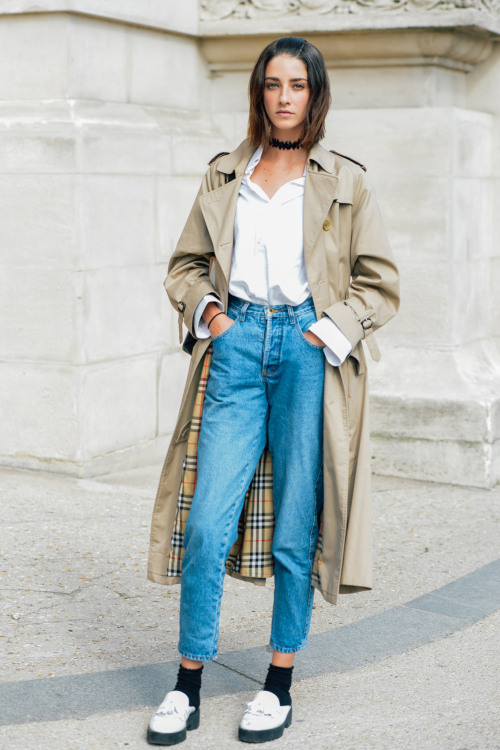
[193,146,351,366]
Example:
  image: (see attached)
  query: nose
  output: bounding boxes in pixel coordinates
[279,86,291,105]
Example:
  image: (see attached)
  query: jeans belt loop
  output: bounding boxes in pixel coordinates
[286,304,296,324]
[239,301,249,321]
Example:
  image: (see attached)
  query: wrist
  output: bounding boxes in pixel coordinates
[208,311,225,331]
[203,301,222,325]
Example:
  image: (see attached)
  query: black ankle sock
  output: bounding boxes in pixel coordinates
[174,664,203,709]
[263,664,293,706]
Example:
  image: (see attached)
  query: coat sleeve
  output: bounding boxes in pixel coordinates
[322,169,400,354]
[164,167,220,339]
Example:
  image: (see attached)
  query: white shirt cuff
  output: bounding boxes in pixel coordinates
[308,317,352,367]
[193,294,224,338]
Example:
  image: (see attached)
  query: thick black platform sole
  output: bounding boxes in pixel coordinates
[147,707,200,746]
[238,706,292,744]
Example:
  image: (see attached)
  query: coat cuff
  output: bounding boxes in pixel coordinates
[177,281,221,338]
[322,300,365,351]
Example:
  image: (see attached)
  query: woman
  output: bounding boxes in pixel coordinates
[147,36,399,745]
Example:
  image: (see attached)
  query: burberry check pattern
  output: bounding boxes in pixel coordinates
[166,345,323,585]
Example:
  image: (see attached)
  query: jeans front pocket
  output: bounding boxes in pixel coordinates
[295,311,324,351]
[211,315,238,343]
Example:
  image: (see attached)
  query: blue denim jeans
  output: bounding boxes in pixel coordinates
[178,295,325,661]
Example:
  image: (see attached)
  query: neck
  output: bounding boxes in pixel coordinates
[262,141,306,162]
[271,126,303,143]
[263,128,306,160]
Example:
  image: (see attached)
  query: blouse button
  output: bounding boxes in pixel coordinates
[322,220,331,231]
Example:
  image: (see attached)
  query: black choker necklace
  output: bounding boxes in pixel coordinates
[270,137,302,151]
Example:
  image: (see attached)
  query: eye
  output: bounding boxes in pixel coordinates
[265,83,278,90]
[293,84,304,89]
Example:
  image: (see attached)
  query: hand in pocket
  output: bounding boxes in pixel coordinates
[210,314,235,339]
[303,329,325,347]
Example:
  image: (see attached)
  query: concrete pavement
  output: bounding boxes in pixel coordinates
[1,466,499,749]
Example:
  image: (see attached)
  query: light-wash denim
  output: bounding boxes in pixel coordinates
[178,295,325,661]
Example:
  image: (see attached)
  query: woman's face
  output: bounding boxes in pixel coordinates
[263,54,310,139]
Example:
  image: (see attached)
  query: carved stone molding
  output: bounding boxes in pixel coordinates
[200,0,500,36]
[201,28,495,71]
[200,0,500,20]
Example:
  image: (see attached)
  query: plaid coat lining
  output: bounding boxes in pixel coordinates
[166,345,323,586]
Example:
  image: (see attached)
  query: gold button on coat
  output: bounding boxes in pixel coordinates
[323,220,331,231]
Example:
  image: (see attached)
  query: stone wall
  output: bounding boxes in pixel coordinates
[1,1,499,485]
[0,4,214,475]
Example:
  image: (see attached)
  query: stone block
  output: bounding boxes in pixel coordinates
[369,339,500,486]
[452,178,493,260]
[158,351,191,436]
[372,434,492,488]
[217,114,246,147]
[454,110,492,178]
[0,364,77,461]
[492,440,500,488]
[370,344,497,403]
[78,120,171,175]
[493,177,500,258]
[234,113,249,142]
[0,129,76,173]
[385,259,452,347]
[490,257,500,335]
[491,397,500,443]
[206,71,251,113]
[67,14,127,102]
[79,175,156,269]
[157,176,201,260]
[0,100,70,125]
[202,115,245,152]
[0,175,77,268]
[129,29,203,109]
[451,255,490,346]
[0,269,78,361]
[429,67,467,109]
[328,108,492,179]
[491,392,500,485]
[329,65,465,111]
[328,109,451,177]
[0,14,67,99]
[83,265,170,362]
[371,395,489,444]
[81,432,170,477]
[171,134,228,176]
[81,356,157,458]
[374,176,449,265]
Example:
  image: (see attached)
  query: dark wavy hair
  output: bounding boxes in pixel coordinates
[247,37,331,152]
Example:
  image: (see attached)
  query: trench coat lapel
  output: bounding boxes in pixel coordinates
[199,176,243,286]
[303,168,339,265]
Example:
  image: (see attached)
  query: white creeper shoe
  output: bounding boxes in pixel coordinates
[147,690,200,746]
[238,690,292,743]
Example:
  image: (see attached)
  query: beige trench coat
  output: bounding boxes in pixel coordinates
[148,138,400,605]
